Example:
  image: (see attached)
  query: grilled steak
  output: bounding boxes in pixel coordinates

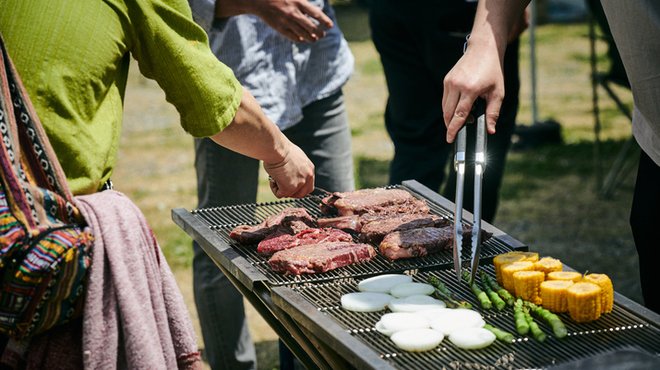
[317,215,362,232]
[257,228,353,257]
[320,188,419,216]
[269,241,376,275]
[317,198,431,233]
[379,225,493,260]
[358,213,450,244]
[229,207,315,244]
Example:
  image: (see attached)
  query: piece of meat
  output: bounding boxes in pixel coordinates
[319,188,417,216]
[358,213,450,244]
[268,241,376,275]
[379,225,493,261]
[229,207,316,244]
[256,228,354,257]
[316,215,362,232]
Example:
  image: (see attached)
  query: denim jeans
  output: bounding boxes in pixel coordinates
[192,91,355,370]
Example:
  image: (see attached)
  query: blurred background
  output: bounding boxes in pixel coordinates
[115,1,640,368]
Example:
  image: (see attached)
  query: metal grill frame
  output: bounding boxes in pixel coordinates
[172,180,660,370]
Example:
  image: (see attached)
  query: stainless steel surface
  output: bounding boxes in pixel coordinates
[453,126,467,282]
[470,103,487,283]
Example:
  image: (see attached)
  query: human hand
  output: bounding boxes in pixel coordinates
[263,142,315,198]
[251,0,334,43]
[442,43,505,143]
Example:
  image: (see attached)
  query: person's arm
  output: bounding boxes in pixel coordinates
[214,0,333,43]
[211,87,315,198]
[442,0,530,143]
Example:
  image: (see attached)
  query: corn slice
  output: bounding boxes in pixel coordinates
[493,252,526,285]
[540,280,573,313]
[582,273,614,314]
[567,282,602,323]
[513,270,545,305]
[534,257,563,277]
[501,261,535,294]
[547,271,582,283]
[519,252,539,263]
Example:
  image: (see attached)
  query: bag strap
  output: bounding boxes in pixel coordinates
[0,33,82,237]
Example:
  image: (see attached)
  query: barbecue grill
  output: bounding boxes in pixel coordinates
[172,180,660,369]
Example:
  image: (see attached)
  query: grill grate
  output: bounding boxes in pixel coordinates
[191,186,515,286]
[287,266,660,369]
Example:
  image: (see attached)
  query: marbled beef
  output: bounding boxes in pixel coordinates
[268,241,376,275]
[256,228,353,257]
[358,213,450,244]
[320,188,419,216]
[379,225,493,260]
[229,207,315,244]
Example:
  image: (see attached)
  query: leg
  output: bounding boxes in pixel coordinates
[369,1,478,191]
[193,138,259,370]
[630,149,660,313]
[283,91,355,193]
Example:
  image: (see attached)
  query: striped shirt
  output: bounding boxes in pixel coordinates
[189,0,354,130]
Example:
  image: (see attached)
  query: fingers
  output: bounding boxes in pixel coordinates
[299,1,333,30]
[443,92,476,143]
[283,1,332,43]
[485,98,502,134]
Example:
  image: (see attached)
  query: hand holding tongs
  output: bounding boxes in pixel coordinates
[453,99,487,284]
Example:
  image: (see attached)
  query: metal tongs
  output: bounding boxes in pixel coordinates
[453,99,487,284]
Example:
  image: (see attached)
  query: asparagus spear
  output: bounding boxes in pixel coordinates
[428,275,472,309]
[513,298,529,335]
[462,270,492,309]
[481,271,515,307]
[524,307,547,342]
[524,300,568,339]
[483,323,515,343]
[478,271,506,311]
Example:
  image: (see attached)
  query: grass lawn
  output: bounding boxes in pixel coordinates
[115,5,640,369]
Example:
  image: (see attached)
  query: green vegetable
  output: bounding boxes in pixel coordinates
[514,298,529,335]
[479,271,506,310]
[482,271,515,307]
[524,308,547,342]
[428,275,472,309]
[524,300,568,339]
[483,323,515,343]
[462,270,492,309]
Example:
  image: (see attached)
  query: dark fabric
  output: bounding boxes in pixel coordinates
[368,0,520,223]
[630,149,660,313]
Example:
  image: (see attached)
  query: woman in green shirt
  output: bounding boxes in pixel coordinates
[0,0,315,198]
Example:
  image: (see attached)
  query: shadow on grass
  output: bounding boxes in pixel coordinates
[355,156,390,189]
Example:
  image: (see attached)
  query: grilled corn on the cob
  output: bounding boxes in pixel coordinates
[582,273,613,314]
[513,270,544,305]
[493,252,526,285]
[540,280,573,313]
[534,257,563,277]
[501,261,535,294]
[567,282,602,323]
[547,271,582,283]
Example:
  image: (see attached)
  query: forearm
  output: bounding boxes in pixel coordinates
[210,87,289,165]
[467,0,530,62]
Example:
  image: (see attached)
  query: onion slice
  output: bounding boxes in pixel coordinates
[375,312,430,336]
[341,292,393,312]
[430,309,485,335]
[389,295,446,312]
[448,327,496,349]
[390,329,444,352]
[358,274,413,293]
[389,282,435,298]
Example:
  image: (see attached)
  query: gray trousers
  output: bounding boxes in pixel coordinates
[192,91,355,370]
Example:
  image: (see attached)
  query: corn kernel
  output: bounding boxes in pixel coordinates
[513,270,545,305]
[547,271,582,283]
[567,282,602,323]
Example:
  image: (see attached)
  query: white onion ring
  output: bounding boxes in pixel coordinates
[341,292,393,312]
[375,312,430,336]
[390,329,444,352]
[389,295,446,312]
[358,274,413,293]
[448,327,496,349]
[389,282,435,298]
[430,309,485,335]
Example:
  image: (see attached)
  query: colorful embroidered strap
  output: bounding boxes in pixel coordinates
[0,33,92,339]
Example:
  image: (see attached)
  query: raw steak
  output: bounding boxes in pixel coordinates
[268,242,376,275]
[320,188,418,216]
[379,225,493,260]
[256,228,354,257]
[229,207,315,244]
[358,213,450,244]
